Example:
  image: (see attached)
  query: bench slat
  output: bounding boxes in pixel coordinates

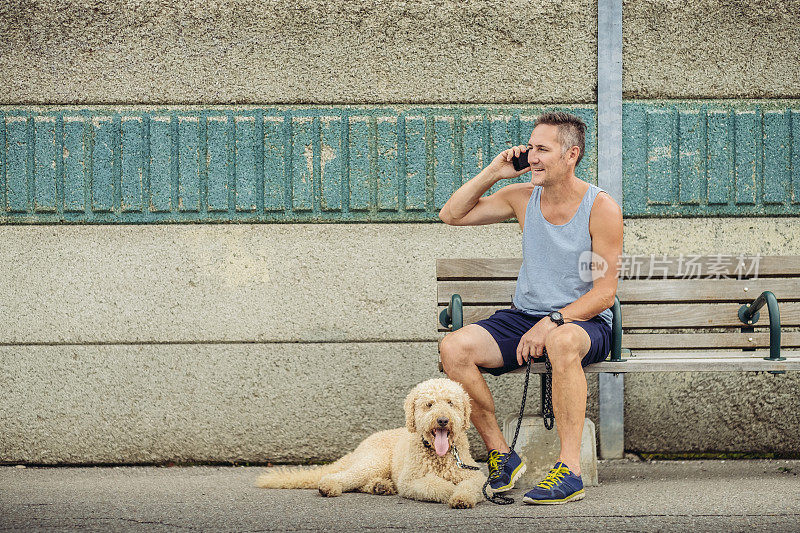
[622,331,800,349]
[438,278,800,305]
[498,353,800,373]
[437,256,800,280]
[626,350,797,358]
[437,302,800,330]
[436,258,521,280]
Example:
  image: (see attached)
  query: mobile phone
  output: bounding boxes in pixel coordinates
[511,150,530,172]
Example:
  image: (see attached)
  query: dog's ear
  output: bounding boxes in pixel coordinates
[404,387,417,433]
[461,390,472,431]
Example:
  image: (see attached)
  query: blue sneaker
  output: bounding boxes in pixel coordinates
[487,449,526,493]
[522,462,585,504]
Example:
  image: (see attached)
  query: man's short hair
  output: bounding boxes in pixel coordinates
[533,112,586,168]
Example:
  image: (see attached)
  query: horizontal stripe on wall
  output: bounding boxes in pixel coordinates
[0,107,596,223]
[624,101,800,216]
[1,102,798,223]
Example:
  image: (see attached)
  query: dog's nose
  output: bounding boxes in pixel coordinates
[437,417,449,427]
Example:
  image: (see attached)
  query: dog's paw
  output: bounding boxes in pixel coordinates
[318,478,343,497]
[448,493,476,509]
[364,478,396,495]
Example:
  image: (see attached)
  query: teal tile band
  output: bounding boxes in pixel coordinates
[623,101,800,216]
[0,106,595,223]
[1,102,798,223]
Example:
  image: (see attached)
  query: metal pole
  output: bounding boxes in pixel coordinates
[597,0,623,206]
[597,0,624,459]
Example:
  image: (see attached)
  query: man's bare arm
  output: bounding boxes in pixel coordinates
[559,192,623,322]
[439,145,531,226]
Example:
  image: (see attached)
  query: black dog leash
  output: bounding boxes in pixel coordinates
[542,354,555,430]
[469,349,553,505]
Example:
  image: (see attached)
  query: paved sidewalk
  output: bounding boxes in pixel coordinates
[1,459,798,532]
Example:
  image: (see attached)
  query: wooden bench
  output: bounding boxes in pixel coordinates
[436,255,800,458]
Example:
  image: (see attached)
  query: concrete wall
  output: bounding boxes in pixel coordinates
[1,0,798,104]
[1,0,799,463]
[623,0,800,99]
[617,218,800,456]
[2,219,799,463]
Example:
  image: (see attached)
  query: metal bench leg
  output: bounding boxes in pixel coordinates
[599,372,624,459]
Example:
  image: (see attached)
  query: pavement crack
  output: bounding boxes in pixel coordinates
[67,517,201,530]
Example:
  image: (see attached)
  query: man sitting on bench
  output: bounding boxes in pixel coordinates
[438,112,623,505]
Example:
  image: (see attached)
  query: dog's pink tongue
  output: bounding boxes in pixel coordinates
[434,428,450,456]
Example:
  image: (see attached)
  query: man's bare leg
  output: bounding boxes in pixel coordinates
[439,325,509,452]
[545,325,592,476]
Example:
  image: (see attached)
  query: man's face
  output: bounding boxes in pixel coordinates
[526,124,571,185]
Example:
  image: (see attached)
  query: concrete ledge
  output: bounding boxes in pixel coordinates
[502,416,598,486]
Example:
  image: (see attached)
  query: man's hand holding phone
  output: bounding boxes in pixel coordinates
[488,145,531,180]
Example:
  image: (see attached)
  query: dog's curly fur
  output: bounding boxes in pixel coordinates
[256,378,487,508]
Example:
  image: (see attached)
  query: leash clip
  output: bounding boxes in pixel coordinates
[451,446,479,470]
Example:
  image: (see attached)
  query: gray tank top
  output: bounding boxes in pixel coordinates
[512,183,613,328]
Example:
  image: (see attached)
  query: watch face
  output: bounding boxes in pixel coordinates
[551,312,563,321]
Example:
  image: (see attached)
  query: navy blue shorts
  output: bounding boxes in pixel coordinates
[473,307,612,376]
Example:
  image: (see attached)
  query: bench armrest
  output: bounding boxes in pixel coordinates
[609,296,624,362]
[439,294,463,330]
[738,290,783,361]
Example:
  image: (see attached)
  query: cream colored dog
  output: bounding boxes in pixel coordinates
[256,378,487,508]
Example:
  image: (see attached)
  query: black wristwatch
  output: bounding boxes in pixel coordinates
[548,311,565,327]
